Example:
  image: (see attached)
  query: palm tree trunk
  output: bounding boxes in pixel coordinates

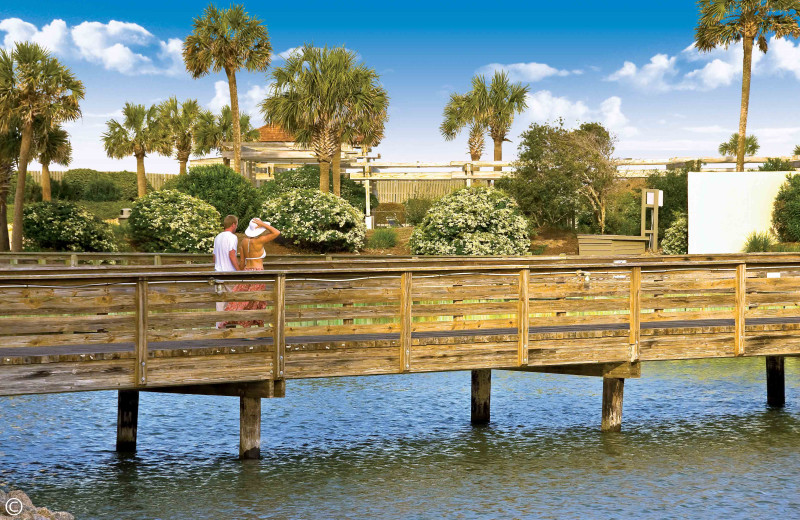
[41,161,52,201]
[737,37,754,173]
[136,153,147,198]
[227,69,242,176]
[178,149,189,175]
[493,138,503,172]
[11,122,33,252]
[319,160,331,193]
[223,157,231,168]
[0,166,9,252]
[179,160,188,175]
[332,143,342,197]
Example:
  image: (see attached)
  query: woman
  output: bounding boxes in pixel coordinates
[222,218,280,327]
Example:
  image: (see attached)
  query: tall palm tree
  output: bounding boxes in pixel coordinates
[0,42,84,251]
[35,124,72,201]
[262,44,385,194]
[0,123,21,251]
[719,132,760,156]
[696,0,800,172]
[441,92,487,161]
[160,97,201,175]
[102,103,170,197]
[194,105,259,168]
[183,4,271,176]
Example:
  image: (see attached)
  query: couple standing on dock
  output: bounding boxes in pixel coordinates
[213,215,280,328]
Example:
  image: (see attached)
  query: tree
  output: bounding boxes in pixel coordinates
[262,44,386,194]
[696,0,800,172]
[572,122,617,233]
[793,144,800,155]
[0,123,21,251]
[759,157,795,170]
[718,132,759,156]
[0,42,84,251]
[194,105,259,168]
[183,4,271,176]
[160,97,201,175]
[35,124,72,201]
[102,103,170,197]
[441,92,487,161]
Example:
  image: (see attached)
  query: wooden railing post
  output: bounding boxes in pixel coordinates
[400,271,412,372]
[629,267,641,363]
[273,274,286,380]
[153,255,162,266]
[735,263,746,357]
[518,269,530,366]
[135,278,149,386]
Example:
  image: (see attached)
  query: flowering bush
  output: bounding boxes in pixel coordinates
[128,190,220,253]
[409,187,530,255]
[661,213,688,255]
[260,189,366,252]
[23,201,118,252]
[260,165,378,213]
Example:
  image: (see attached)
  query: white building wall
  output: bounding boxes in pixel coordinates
[688,171,792,254]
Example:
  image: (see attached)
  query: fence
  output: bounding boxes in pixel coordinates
[27,171,176,191]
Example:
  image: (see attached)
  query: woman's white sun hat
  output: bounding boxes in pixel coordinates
[244,218,269,238]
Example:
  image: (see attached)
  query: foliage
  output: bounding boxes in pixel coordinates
[743,231,775,253]
[166,164,262,232]
[76,200,131,221]
[22,201,117,252]
[260,188,366,252]
[441,93,486,160]
[128,190,220,253]
[9,173,42,203]
[600,190,640,236]
[194,105,260,161]
[759,157,795,171]
[62,169,147,201]
[159,97,201,173]
[661,213,688,255]
[718,133,760,156]
[260,165,377,213]
[794,144,800,156]
[409,187,530,255]
[403,197,436,226]
[367,228,398,249]
[772,174,800,242]
[83,177,121,202]
[373,202,405,226]
[645,168,689,236]
[770,242,800,252]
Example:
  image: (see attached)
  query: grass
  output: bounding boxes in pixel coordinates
[367,228,398,249]
[743,231,774,253]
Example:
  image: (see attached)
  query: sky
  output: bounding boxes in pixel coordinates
[3,1,800,173]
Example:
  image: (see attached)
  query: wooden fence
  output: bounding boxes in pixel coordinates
[27,171,175,190]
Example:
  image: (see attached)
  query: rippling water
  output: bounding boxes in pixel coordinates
[1,358,799,519]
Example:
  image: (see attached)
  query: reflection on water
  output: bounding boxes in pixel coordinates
[1,358,798,519]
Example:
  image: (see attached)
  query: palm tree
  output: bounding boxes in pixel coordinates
[262,44,385,194]
[793,144,800,155]
[696,0,800,172]
[441,92,487,161]
[183,4,271,176]
[160,97,201,175]
[718,132,760,156]
[35,124,72,201]
[0,42,84,251]
[102,103,170,197]
[194,105,259,168]
[0,123,21,251]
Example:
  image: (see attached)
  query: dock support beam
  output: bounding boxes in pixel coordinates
[601,378,624,432]
[766,356,785,408]
[239,396,261,459]
[116,390,139,452]
[471,369,491,425]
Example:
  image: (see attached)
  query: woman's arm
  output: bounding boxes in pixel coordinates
[238,239,247,270]
[254,219,281,243]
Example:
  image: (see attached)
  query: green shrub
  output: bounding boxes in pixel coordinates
[409,187,530,255]
[9,173,42,203]
[260,189,366,252]
[403,197,435,225]
[661,213,688,255]
[260,165,378,213]
[772,174,800,242]
[770,242,800,252]
[167,164,262,233]
[759,158,795,171]
[83,177,121,201]
[23,201,118,252]
[368,228,398,249]
[128,190,220,253]
[743,231,775,253]
[645,169,688,237]
[50,178,81,200]
[62,169,147,201]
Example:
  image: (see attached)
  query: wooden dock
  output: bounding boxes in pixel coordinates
[0,254,796,458]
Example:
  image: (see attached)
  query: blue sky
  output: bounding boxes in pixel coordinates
[3,1,800,172]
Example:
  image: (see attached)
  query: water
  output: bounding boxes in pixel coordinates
[1,358,799,519]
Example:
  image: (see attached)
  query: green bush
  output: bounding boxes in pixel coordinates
[772,174,800,242]
[128,190,220,253]
[62,169,147,201]
[260,165,378,213]
[50,178,81,200]
[403,197,435,225]
[645,169,688,237]
[743,231,775,253]
[260,188,366,252]
[23,201,118,252]
[661,213,688,255]
[166,164,262,233]
[368,228,398,249]
[409,187,530,255]
[759,158,795,171]
[83,177,121,201]
[9,173,42,203]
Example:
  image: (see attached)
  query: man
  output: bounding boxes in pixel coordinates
[213,215,239,327]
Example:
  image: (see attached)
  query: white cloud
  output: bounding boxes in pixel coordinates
[768,37,800,80]
[606,54,678,92]
[206,81,270,121]
[0,18,70,53]
[273,47,300,60]
[683,125,728,134]
[478,62,572,82]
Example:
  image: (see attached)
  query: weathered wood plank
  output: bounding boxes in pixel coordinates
[518,269,529,366]
[400,272,412,372]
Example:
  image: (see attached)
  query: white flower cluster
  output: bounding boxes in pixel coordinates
[260,189,366,252]
[129,190,221,253]
[409,187,531,256]
[23,201,118,252]
[661,214,688,255]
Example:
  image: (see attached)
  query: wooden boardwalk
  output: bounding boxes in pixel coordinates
[0,254,796,457]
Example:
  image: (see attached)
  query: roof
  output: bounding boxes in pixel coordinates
[258,124,294,142]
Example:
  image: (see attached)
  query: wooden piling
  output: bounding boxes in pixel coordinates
[239,396,261,459]
[601,378,624,432]
[471,369,491,425]
[116,390,139,452]
[766,356,785,408]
